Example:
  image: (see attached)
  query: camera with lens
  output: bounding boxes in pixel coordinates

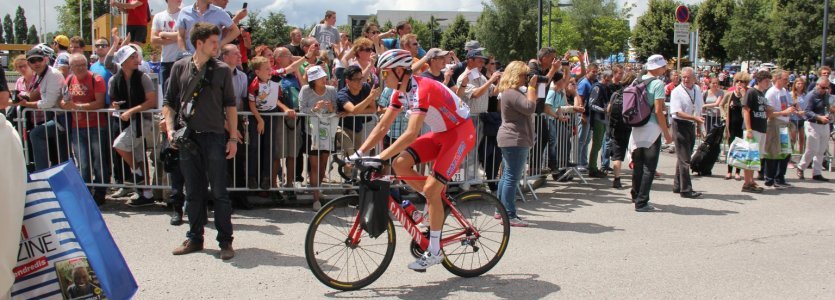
[561,59,570,66]
[172,127,199,156]
[527,74,550,83]
[240,25,252,33]
[12,91,29,104]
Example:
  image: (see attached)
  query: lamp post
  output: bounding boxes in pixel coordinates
[823,0,830,68]
[540,0,572,49]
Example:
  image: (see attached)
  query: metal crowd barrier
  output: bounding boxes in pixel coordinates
[9,107,589,198]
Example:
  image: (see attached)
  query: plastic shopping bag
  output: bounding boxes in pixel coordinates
[779,127,791,155]
[727,137,761,171]
[12,162,137,300]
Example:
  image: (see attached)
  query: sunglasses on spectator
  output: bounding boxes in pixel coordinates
[348,76,364,82]
[95,44,109,48]
[27,57,44,64]
[369,31,380,35]
[358,47,373,52]
[410,43,419,46]
[820,86,831,90]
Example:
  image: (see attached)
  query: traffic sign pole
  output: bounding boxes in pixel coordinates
[674,5,690,71]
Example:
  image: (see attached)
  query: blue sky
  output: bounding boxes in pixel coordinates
[3,0,702,38]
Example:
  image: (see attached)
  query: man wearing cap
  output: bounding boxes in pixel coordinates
[52,35,71,69]
[456,49,501,185]
[629,54,673,212]
[419,48,452,85]
[111,0,150,45]
[447,40,483,89]
[165,22,239,260]
[109,43,158,207]
[15,47,68,171]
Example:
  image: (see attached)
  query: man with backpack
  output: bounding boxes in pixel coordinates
[626,55,672,212]
[607,71,633,189]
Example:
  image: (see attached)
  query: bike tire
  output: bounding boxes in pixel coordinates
[441,190,510,278]
[304,195,396,291]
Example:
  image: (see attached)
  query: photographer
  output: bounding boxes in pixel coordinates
[165,22,238,260]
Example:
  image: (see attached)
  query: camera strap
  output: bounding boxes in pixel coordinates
[177,58,215,128]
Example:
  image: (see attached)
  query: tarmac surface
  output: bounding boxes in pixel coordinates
[101,151,835,299]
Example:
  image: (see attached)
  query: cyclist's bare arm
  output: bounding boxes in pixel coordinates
[358,106,401,155]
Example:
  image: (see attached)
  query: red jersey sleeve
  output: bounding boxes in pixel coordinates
[389,90,403,109]
[248,78,259,102]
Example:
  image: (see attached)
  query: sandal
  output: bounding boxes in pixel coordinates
[725,173,732,180]
[734,174,742,181]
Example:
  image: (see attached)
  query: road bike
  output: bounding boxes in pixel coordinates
[304,161,511,290]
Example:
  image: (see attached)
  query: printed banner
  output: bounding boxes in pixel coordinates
[12,162,137,300]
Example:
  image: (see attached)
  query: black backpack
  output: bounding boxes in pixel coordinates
[608,88,626,129]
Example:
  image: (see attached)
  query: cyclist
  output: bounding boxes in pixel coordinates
[350,49,475,271]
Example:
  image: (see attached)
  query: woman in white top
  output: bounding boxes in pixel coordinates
[299,66,338,211]
[702,77,725,133]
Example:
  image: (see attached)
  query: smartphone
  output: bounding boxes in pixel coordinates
[242,2,248,9]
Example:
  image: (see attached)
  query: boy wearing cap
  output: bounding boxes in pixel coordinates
[629,54,673,212]
[52,35,71,69]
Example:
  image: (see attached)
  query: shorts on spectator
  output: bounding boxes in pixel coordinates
[113,120,153,162]
[126,25,148,43]
[274,118,302,158]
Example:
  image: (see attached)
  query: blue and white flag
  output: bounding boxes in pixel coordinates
[12,162,137,300]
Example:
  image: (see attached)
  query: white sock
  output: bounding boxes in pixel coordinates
[428,230,441,256]
[142,190,153,199]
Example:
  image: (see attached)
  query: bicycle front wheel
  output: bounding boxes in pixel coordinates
[304,195,396,291]
[441,190,510,277]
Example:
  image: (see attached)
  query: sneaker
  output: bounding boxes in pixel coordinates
[408,251,444,272]
[170,208,184,226]
[312,200,322,211]
[247,177,258,190]
[93,194,106,206]
[110,187,132,198]
[813,175,830,182]
[612,178,623,189]
[127,195,155,207]
[577,166,588,172]
[508,217,530,227]
[219,245,235,260]
[773,182,791,189]
[635,204,656,212]
[172,239,204,255]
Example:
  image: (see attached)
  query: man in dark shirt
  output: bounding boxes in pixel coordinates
[335,66,381,161]
[419,48,451,84]
[797,77,834,181]
[165,22,238,260]
[527,47,562,177]
[286,28,305,57]
[742,70,771,193]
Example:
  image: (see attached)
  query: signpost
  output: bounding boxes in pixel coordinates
[674,5,690,70]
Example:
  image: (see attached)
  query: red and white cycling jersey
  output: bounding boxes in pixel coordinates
[389,76,470,132]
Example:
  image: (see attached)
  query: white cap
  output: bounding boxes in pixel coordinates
[307,65,328,82]
[645,54,667,71]
[113,45,137,65]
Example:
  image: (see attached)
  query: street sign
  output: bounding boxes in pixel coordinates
[675,5,690,23]
[674,22,690,45]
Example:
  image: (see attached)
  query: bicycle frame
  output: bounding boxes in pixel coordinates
[346,175,481,250]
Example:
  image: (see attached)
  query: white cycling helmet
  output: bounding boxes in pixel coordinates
[377,49,413,70]
[33,43,56,63]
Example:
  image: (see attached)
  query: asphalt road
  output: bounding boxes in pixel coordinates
[101,151,835,299]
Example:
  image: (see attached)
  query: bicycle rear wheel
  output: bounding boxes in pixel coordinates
[304,195,396,291]
[441,190,510,277]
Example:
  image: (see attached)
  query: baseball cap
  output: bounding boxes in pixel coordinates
[466,49,488,60]
[307,66,328,82]
[464,40,484,51]
[645,54,667,71]
[426,48,450,59]
[113,45,138,65]
[53,35,70,48]
[26,48,46,60]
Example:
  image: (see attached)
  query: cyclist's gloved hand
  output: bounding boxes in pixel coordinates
[360,156,383,169]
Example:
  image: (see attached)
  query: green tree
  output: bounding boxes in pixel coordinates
[591,16,630,58]
[26,25,38,44]
[407,17,431,49]
[249,11,291,48]
[382,20,394,32]
[56,0,109,44]
[2,14,12,44]
[543,7,580,54]
[14,6,27,44]
[721,0,775,63]
[475,0,538,63]
[0,18,4,43]
[770,0,835,70]
[631,0,679,61]
[696,0,735,66]
[440,15,471,56]
[567,0,619,57]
